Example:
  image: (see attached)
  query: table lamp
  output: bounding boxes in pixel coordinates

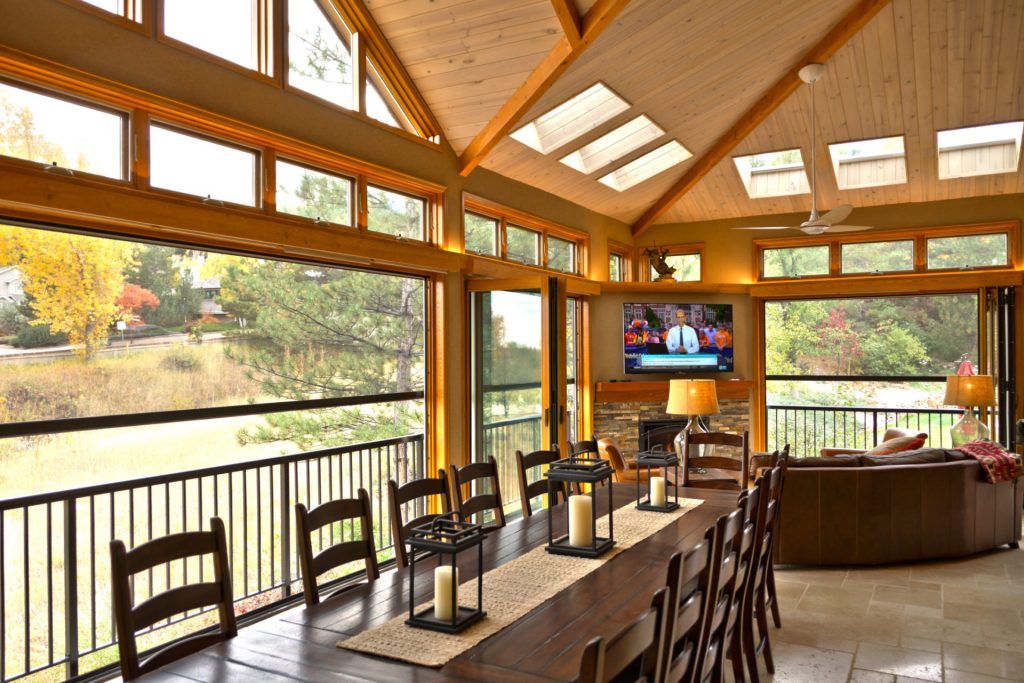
[943,375,993,446]
[667,379,720,458]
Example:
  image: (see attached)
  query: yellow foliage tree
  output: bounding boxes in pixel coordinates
[0,226,134,356]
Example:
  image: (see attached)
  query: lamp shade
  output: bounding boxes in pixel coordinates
[666,379,720,415]
[943,375,994,407]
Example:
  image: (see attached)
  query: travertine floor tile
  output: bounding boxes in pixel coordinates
[850,669,894,682]
[945,669,1020,683]
[768,642,853,682]
[853,642,943,682]
[942,642,1024,681]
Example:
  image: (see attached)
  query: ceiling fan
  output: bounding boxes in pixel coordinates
[735,63,872,236]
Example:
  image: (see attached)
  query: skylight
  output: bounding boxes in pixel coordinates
[510,83,630,154]
[598,141,692,191]
[733,149,809,198]
[560,116,664,174]
[828,135,906,189]
[937,121,1023,179]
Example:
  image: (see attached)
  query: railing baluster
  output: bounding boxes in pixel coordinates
[1,509,5,680]
[90,495,96,650]
[47,502,53,666]
[63,499,78,678]
[23,507,30,675]
[280,463,291,598]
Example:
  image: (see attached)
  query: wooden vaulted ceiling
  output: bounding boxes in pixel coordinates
[366,0,1024,229]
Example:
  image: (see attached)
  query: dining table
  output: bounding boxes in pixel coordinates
[139,484,737,682]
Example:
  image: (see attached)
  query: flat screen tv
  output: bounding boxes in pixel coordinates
[623,303,734,374]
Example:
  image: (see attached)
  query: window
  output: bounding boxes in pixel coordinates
[609,253,623,281]
[367,185,426,240]
[546,235,576,274]
[366,59,411,130]
[275,158,353,226]
[0,80,126,179]
[510,82,630,154]
[927,233,1009,270]
[733,149,810,198]
[287,0,354,109]
[75,0,142,20]
[149,124,258,206]
[560,116,665,174]
[841,240,914,274]
[162,0,266,72]
[764,293,979,456]
[464,212,498,256]
[598,141,692,191]
[642,245,702,282]
[506,224,540,265]
[937,121,1023,179]
[762,245,829,279]
[828,136,907,189]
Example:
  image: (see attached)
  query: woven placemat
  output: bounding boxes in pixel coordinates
[338,498,703,667]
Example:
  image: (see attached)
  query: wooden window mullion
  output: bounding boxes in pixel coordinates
[132,109,151,191]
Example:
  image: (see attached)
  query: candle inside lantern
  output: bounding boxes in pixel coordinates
[651,476,666,507]
[434,565,457,621]
[568,495,593,547]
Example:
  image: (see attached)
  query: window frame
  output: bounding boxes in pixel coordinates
[58,0,148,32]
[638,242,704,283]
[607,239,633,282]
[365,181,430,242]
[272,155,357,228]
[461,195,589,277]
[0,76,132,183]
[754,222,1019,282]
[462,210,499,257]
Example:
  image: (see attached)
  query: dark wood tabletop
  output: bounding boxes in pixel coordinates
[143,485,737,682]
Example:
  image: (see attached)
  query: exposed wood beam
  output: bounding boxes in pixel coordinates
[458,0,632,176]
[631,0,892,236]
[551,0,582,46]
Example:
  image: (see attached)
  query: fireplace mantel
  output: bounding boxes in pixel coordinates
[595,380,754,404]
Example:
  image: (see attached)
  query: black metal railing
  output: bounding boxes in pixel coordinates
[482,415,542,514]
[766,404,963,458]
[0,433,425,683]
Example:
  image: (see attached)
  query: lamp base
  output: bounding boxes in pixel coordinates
[674,415,710,462]
[950,408,990,447]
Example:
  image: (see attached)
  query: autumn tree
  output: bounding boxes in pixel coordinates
[0,94,67,166]
[116,283,160,322]
[0,226,133,355]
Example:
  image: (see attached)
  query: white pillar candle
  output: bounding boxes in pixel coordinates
[651,476,666,507]
[434,565,457,621]
[568,495,593,547]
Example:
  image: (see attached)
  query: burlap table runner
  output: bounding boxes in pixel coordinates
[338,498,703,667]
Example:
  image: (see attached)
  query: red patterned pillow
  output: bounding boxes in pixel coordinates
[863,435,926,456]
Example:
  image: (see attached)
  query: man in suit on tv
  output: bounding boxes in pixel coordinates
[666,309,699,354]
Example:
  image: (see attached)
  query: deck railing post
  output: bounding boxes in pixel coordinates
[278,463,292,598]
[63,499,78,679]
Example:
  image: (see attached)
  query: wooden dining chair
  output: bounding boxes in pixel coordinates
[577,586,669,683]
[726,475,764,683]
[515,446,567,517]
[387,470,452,568]
[295,487,379,607]
[681,430,750,491]
[692,507,744,683]
[110,516,237,681]
[739,471,779,683]
[765,445,790,629]
[662,532,714,683]
[450,456,506,531]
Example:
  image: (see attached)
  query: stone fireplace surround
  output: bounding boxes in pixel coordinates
[593,380,753,461]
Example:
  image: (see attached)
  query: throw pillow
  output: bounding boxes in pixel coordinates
[862,435,926,456]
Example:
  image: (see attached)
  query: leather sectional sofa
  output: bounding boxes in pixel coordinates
[775,448,1023,565]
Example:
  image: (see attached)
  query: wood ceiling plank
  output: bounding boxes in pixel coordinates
[457,0,633,176]
[631,0,893,235]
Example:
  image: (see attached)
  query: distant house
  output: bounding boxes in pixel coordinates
[196,276,228,319]
[0,266,24,304]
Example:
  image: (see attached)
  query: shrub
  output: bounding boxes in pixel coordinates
[162,347,202,372]
[0,303,24,335]
[14,324,68,348]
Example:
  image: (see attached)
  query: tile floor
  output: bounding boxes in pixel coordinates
[758,540,1024,682]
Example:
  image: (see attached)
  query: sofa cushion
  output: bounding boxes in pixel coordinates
[789,454,862,468]
[862,435,927,456]
[861,449,948,466]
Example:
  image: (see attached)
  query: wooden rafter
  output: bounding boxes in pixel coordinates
[551,0,582,46]
[458,0,633,177]
[631,0,892,236]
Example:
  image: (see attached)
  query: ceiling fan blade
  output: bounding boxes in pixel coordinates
[827,225,873,233]
[732,226,793,231]
[819,204,853,225]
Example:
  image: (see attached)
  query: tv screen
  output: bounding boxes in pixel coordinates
[623,303,734,374]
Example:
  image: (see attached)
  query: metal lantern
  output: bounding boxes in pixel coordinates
[405,513,486,634]
[635,445,681,512]
[544,456,615,558]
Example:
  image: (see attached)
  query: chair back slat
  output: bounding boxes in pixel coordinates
[682,431,749,490]
[694,507,744,682]
[387,470,451,568]
[516,447,566,517]
[578,586,668,683]
[663,533,712,683]
[295,488,379,607]
[450,456,506,530]
[110,516,236,681]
